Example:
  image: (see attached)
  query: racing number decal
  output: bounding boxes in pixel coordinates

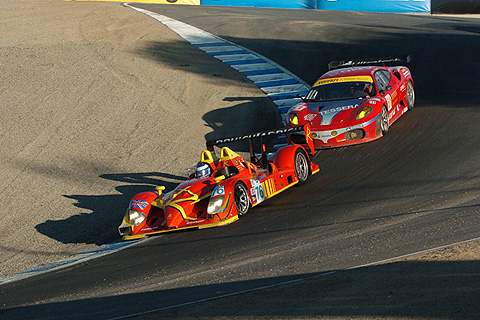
[385,94,393,111]
[212,186,225,198]
[250,180,265,205]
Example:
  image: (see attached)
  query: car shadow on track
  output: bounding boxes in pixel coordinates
[34,91,281,247]
[203,96,282,153]
[2,260,479,319]
[35,172,186,246]
[138,41,284,149]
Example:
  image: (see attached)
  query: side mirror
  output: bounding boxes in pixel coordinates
[155,186,166,196]
[296,93,305,100]
[386,85,392,91]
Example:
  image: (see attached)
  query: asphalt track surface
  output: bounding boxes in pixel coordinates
[2,4,480,320]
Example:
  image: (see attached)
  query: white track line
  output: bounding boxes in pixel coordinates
[123,3,310,113]
[107,236,480,320]
[0,240,142,285]
[1,3,308,285]
[2,2,477,304]
[123,3,310,149]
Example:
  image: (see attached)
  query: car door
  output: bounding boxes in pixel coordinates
[374,69,400,123]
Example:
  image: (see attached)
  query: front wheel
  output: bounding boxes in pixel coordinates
[234,183,250,216]
[294,149,309,185]
[381,106,389,134]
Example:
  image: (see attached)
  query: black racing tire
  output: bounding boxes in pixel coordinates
[234,182,250,216]
[381,106,389,134]
[294,149,309,185]
[407,80,415,110]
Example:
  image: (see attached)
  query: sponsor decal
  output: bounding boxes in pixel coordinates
[210,127,303,145]
[319,104,357,116]
[389,109,395,120]
[313,131,334,143]
[385,94,393,110]
[130,199,149,210]
[291,103,307,112]
[333,58,404,70]
[304,113,317,122]
[400,83,406,92]
[389,105,402,120]
[187,219,205,225]
[314,76,373,87]
[401,68,410,77]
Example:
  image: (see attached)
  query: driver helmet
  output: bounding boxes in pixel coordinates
[195,162,211,179]
[364,83,373,95]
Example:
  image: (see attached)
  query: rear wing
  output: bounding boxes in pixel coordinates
[206,124,315,167]
[328,55,411,70]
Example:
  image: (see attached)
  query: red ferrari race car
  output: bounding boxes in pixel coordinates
[285,56,415,149]
[118,125,319,240]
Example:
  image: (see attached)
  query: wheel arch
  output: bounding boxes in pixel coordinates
[221,177,252,201]
[273,144,312,174]
[232,179,251,216]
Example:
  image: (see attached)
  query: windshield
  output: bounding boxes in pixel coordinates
[305,76,376,102]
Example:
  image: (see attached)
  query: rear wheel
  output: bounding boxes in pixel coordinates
[407,80,415,110]
[294,149,309,185]
[234,183,250,216]
[381,106,389,134]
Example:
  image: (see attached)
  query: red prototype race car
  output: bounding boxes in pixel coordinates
[118,125,319,240]
[286,56,415,149]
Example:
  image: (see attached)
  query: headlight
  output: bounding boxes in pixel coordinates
[356,106,373,120]
[207,195,225,215]
[128,210,146,226]
[289,113,299,125]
